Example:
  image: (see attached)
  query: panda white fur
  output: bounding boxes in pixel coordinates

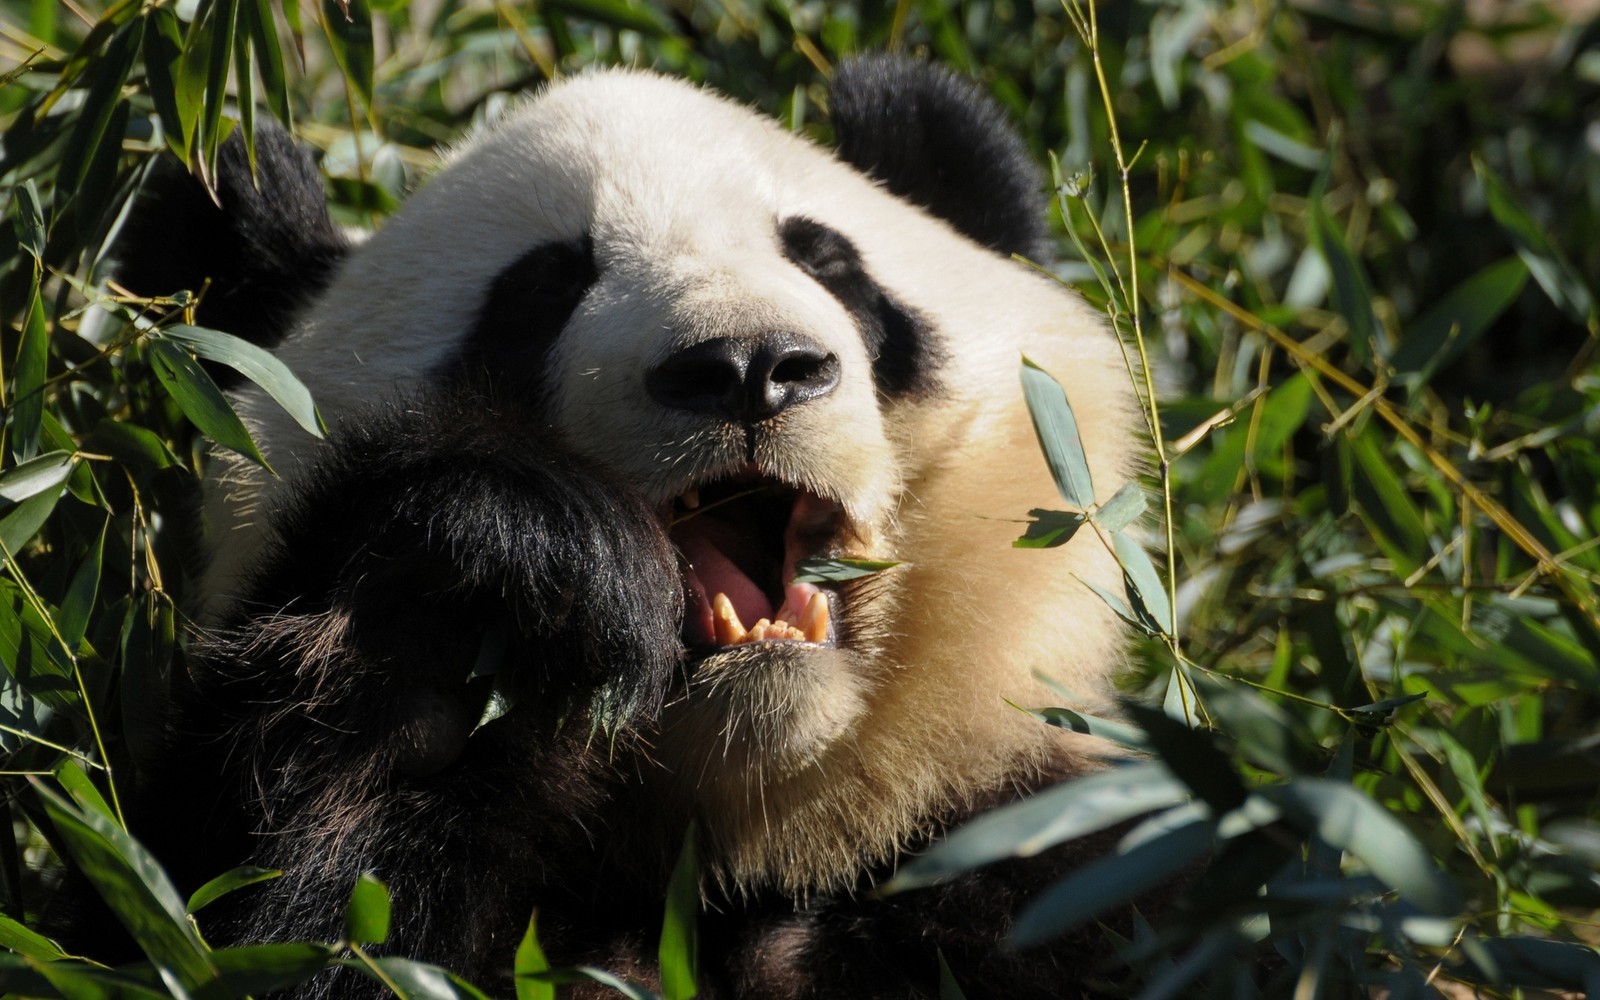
[96,57,1141,998]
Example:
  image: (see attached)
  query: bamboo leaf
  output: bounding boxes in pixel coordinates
[344,873,391,945]
[658,825,699,1000]
[187,866,282,914]
[161,322,326,440]
[514,913,556,1000]
[1020,358,1095,509]
[147,338,271,469]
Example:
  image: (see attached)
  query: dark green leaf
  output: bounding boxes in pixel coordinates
[1474,156,1595,323]
[200,0,241,175]
[1024,705,1151,751]
[885,762,1189,892]
[658,825,699,1000]
[514,913,556,1000]
[0,489,61,559]
[935,951,968,1000]
[160,325,325,438]
[56,514,105,648]
[12,179,45,260]
[345,955,460,1000]
[1308,177,1380,363]
[322,0,375,110]
[544,0,674,35]
[1264,778,1461,914]
[344,872,391,945]
[12,285,49,463]
[213,942,337,996]
[790,557,899,584]
[55,21,139,202]
[187,865,282,914]
[1012,509,1085,549]
[37,784,220,991]
[147,338,271,469]
[244,0,291,125]
[1010,818,1214,949]
[54,757,113,819]
[1020,358,1095,509]
[1390,258,1529,386]
[142,7,192,160]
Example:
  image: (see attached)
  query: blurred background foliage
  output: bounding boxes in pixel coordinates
[1,0,1599,996]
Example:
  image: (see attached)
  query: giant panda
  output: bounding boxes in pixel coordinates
[95,56,1142,998]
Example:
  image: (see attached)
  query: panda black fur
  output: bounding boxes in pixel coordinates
[91,57,1142,997]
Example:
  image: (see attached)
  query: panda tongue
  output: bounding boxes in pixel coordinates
[673,522,774,640]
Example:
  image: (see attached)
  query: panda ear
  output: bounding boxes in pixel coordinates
[114,120,346,355]
[829,55,1051,262]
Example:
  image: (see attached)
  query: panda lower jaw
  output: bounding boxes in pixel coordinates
[669,477,856,658]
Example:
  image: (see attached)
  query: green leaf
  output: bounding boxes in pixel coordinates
[1023,705,1151,751]
[1113,531,1172,636]
[187,865,282,914]
[322,0,375,110]
[885,762,1189,892]
[200,0,242,175]
[1474,156,1596,324]
[0,489,61,559]
[57,514,105,648]
[544,0,674,36]
[55,21,139,203]
[658,825,699,1000]
[0,451,73,504]
[142,7,193,160]
[1308,177,1380,364]
[12,179,45,260]
[790,557,899,584]
[1390,257,1529,386]
[344,955,462,1000]
[936,951,968,1000]
[37,784,220,991]
[1263,778,1461,915]
[244,0,291,125]
[1009,817,1214,949]
[0,912,65,960]
[1089,483,1146,533]
[147,338,271,469]
[160,325,325,438]
[1012,509,1085,549]
[344,872,391,945]
[514,913,556,1000]
[213,943,337,996]
[54,757,113,819]
[1020,358,1094,509]
[12,285,49,463]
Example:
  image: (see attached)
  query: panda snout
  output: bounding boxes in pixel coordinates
[645,332,841,424]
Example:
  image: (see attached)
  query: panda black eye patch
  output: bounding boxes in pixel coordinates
[454,236,597,386]
[778,217,943,399]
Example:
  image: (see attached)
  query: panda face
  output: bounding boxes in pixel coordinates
[219,68,1137,893]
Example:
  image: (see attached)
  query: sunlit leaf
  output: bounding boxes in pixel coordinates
[1020,358,1094,509]
[886,762,1189,892]
[515,913,555,1000]
[147,338,271,469]
[658,825,699,1000]
[159,325,325,438]
[790,557,899,583]
[187,866,282,914]
[344,872,391,945]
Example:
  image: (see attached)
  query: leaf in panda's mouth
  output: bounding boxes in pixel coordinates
[667,476,854,651]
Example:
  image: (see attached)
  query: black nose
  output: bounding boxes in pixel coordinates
[646,334,841,423]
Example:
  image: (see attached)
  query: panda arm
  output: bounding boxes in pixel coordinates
[139,392,682,992]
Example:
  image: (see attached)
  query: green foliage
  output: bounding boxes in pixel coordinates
[2,0,1598,997]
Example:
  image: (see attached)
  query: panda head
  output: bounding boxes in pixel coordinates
[146,59,1138,893]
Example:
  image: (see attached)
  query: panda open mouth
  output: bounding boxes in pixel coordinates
[668,476,851,653]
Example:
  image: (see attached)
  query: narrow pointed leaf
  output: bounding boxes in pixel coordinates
[1113,531,1172,635]
[187,866,282,914]
[658,825,699,1000]
[12,286,49,463]
[1021,358,1094,509]
[161,323,325,439]
[515,913,556,1000]
[1089,483,1146,533]
[0,451,73,504]
[1013,509,1085,548]
[147,338,270,469]
[886,761,1189,891]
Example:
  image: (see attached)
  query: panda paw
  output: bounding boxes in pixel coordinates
[213,389,684,774]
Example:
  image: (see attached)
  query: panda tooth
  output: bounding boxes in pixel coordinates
[800,592,829,643]
[712,593,746,646]
[682,487,701,510]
